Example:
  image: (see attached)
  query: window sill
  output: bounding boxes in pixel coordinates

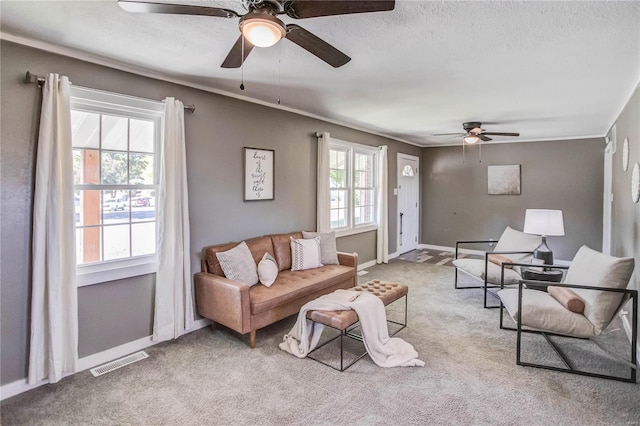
[335,224,378,238]
[77,255,157,287]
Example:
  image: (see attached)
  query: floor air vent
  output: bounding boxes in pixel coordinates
[90,351,149,377]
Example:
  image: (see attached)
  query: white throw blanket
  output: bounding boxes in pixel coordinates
[279,289,424,368]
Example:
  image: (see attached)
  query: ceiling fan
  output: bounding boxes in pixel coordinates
[117,0,395,68]
[435,122,520,144]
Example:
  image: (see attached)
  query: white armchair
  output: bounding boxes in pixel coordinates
[497,245,637,382]
[453,226,542,308]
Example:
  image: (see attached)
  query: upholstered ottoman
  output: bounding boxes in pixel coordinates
[306,280,408,371]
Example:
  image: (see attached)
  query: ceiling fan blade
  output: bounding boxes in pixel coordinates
[479,135,492,142]
[221,36,255,68]
[482,132,520,137]
[285,24,350,68]
[117,0,238,18]
[285,0,395,19]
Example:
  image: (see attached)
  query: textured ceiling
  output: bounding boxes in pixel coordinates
[1,0,639,146]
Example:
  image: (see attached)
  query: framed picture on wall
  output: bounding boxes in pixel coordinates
[488,164,521,195]
[243,147,274,201]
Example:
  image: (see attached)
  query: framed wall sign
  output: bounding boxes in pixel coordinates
[243,147,274,201]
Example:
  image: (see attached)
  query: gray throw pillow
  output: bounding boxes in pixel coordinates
[302,231,339,265]
[215,241,259,286]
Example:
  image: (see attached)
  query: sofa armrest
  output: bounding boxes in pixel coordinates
[194,272,251,334]
[337,251,358,268]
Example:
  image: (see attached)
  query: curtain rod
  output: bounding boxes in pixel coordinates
[24,71,196,114]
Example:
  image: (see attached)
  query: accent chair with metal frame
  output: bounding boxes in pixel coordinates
[453,226,542,308]
[497,245,637,383]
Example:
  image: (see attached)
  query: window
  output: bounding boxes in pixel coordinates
[70,87,163,285]
[329,140,378,234]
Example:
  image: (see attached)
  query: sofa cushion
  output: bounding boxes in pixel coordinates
[453,258,522,285]
[216,241,259,286]
[270,232,302,271]
[302,231,339,265]
[245,236,275,265]
[291,237,323,271]
[498,288,596,338]
[249,265,354,314]
[563,245,634,334]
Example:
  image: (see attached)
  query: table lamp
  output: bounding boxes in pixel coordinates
[523,209,565,265]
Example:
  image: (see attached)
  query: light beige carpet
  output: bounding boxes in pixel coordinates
[2,260,638,425]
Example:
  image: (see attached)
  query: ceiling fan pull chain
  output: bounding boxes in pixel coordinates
[240,35,245,90]
[277,41,281,105]
[462,139,465,164]
[479,142,482,163]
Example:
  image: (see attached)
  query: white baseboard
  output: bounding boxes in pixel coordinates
[619,310,640,366]
[389,251,399,260]
[358,259,377,271]
[0,318,211,401]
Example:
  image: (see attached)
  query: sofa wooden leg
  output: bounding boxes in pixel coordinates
[250,330,256,349]
[210,322,216,331]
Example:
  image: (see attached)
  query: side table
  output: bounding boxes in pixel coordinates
[521,266,563,291]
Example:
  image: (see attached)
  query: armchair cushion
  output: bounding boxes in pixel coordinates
[563,245,634,334]
[493,226,541,265]
[453,258,523,285]
[498,288,596,338]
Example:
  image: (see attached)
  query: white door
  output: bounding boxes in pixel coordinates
[603,127,615,255]
[397,154,419,254]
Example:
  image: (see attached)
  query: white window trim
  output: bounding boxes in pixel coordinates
[329,138,379,237]
[71,86,163,286]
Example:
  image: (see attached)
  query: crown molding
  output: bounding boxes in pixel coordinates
[1,32,423,148]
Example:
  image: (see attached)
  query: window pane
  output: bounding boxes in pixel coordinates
[102,115,128,151]
[103,224,130,261]
[102,190,130,224]
[329,149,347,188]
[76,227,102,265]
[71,111,100,148]
[74,148,100,185]
[101,151,128,185]
[132,191,156,222]
[132,222,156,257]
[129,153,153,185]
[76,190,102,226]
[130,119,154,153]
[354,153,373,188]
[330,208,346,229]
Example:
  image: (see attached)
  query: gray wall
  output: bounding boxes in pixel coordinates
[420,138,604,261]
[609,84,640,346]
[0,41,421,385]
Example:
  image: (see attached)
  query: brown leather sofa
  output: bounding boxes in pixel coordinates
[194,231,358,348]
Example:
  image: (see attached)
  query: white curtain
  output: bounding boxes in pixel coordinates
[376,145,389,264]
[29,74,78,384]
[153,97,193,342]
[316,132,331,233]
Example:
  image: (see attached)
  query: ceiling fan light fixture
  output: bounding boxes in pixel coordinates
[464,135,480,144]
[240,15,286,48]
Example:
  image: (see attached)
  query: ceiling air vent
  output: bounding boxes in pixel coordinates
[90,351,149,377]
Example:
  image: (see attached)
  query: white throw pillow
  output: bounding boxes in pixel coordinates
[302,231,339,265]
[258,252,278,287]
[290,237,323,271]
[215,241,259,286]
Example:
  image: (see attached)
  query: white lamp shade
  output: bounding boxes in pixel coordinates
[523,209,565,236]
